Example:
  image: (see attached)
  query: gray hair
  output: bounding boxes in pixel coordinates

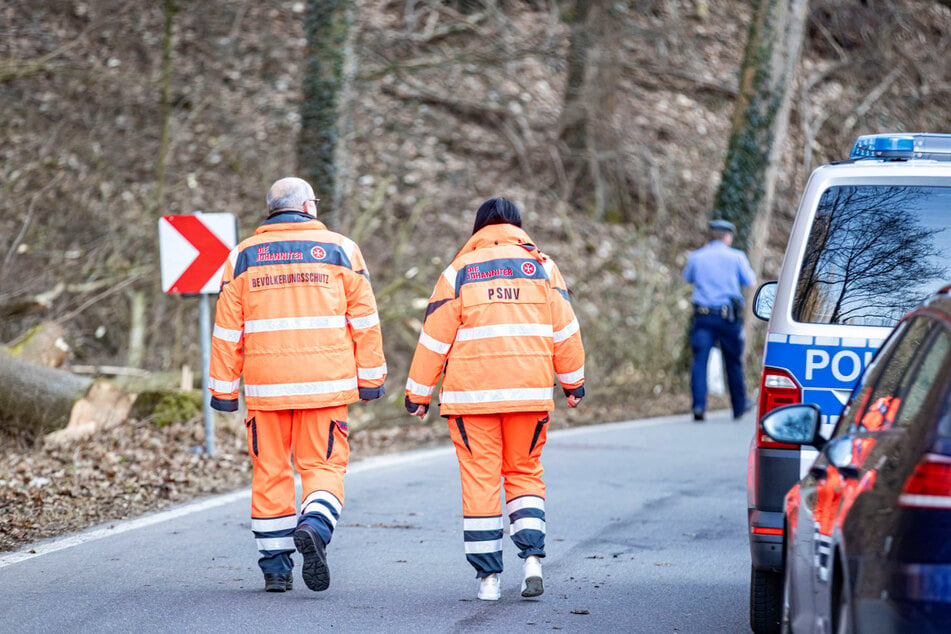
[266,177,316,214]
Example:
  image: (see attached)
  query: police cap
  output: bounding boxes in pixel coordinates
[709,219,736,233]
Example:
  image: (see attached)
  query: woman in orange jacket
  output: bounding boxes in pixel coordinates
[210,177,386,593]
[405,197,585,601]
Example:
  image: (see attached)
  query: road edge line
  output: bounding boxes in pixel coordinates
[0,412,690,568]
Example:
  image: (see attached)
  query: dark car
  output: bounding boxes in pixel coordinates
[747,133,951,633]
[761,287,951,633]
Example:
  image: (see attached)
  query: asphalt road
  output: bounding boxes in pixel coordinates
[0,411,752,633]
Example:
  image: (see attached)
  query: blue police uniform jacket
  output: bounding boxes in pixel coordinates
[683,240,755,307]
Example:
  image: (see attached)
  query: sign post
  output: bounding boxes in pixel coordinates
[159,212,238,456]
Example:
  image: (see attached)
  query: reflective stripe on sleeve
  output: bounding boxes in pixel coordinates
[440,387,553,405]
[553,318,579,343]
[455,323,552,342]
[209,377,241,393]
[357,363,387,380]
[341,237,356,263]
[556,366,585,385]
[244,316,346,333]
[418,330,451,355]
[245,378,357,398]
[405,378,435,398]
[213,325,243,342]
[441,264,457,289]
[348,312,380,330]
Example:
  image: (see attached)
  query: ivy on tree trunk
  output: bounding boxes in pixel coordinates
[712,0,808,263]
[298,1,350,219]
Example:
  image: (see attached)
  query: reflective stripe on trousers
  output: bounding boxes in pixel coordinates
[449,412,549,576]
[245,406,350,573]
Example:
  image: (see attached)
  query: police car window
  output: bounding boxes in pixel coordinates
[793,185,951,326]
[844,317,934,433]
[892,326,951,429]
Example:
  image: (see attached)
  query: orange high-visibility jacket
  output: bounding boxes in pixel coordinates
[209,212,386,412]
[405,224,585,415]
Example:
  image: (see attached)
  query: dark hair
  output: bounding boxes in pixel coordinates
[472,197,522,234]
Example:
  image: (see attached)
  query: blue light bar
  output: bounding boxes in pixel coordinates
[850,133,951,161]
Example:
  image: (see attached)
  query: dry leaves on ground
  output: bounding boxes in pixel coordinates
[0,415,450,554]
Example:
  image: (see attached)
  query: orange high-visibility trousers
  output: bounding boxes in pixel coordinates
[246,405,349,574]
[448,411,549,577]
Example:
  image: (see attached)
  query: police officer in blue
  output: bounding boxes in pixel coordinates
[683,219,756,421]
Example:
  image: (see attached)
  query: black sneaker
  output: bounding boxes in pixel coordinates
[264,572,293,592]
[693,409,705,422]
[294,524,330,591]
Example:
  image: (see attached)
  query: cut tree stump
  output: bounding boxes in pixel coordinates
[0,349,198,444]
[0,348,133,439]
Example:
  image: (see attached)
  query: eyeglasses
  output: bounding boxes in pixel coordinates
[307,198,320,206]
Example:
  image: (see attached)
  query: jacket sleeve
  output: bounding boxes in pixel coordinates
[683,253,695,284]
[344,241,387,400]
[209,249,244,412]
[738,252,756,288]
[546,259,586,399]
[404,264,461,412]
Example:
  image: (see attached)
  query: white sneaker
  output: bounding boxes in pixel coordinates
[477,573,500,601]
[521,556,544,598]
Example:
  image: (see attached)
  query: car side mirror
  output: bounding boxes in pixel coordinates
[760,403,825,450]
[753,281,777,321]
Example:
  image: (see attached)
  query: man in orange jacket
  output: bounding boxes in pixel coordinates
[209,177,386,593]
[405,197,585,601]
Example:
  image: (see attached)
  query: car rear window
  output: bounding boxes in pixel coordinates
[793,185,951,326]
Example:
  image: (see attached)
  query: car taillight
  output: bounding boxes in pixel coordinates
[757,367,802,449]
[899,454,951,509]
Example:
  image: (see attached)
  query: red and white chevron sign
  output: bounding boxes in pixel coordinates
[159,213,237,294]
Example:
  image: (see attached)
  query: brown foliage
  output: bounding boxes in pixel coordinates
[0,0,949,549]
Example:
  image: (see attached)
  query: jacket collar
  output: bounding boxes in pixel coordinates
[255,211,327,234]
[458,224,537,254]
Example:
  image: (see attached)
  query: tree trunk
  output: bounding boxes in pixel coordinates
[0,349,133,436]
[155,0,176,215]
[0,349,197,443]
[712,0,809,276]
[298,0,351,228]
[557,1,629,221]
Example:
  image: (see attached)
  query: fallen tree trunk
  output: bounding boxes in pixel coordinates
[0,348,134,438]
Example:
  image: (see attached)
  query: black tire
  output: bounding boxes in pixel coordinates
[750,566,783,633]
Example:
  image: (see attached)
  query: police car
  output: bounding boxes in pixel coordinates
[747,133,951,633]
